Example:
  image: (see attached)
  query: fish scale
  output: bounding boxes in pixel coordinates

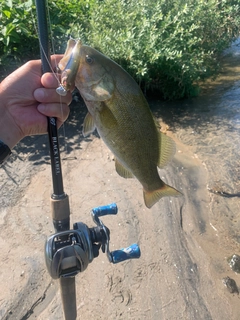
[104,90,158,182]
[58,39,182,208]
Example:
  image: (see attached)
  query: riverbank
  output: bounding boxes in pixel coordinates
[0,98,239,319]
[1,42,240,319]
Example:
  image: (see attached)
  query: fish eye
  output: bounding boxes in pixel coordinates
[85,55,94,64]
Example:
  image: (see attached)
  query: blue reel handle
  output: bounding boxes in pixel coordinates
[111,244,141,264]
[92,203,118,217]
[91,204,141,264]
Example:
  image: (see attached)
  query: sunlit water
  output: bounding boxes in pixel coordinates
[148,40,240,317]
[152,38,240,239]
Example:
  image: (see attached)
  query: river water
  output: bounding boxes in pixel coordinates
[150,39,240,317]
[154,43,240,237]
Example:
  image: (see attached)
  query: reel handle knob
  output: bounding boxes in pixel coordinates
[92,203,118,217]
[91,203,141,264]
[111,243,141,264]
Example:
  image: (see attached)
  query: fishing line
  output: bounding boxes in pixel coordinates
[47,2,78,213]
[39,0,74,204]
[30,2,69,151]
[30,7,61,83]
[29,0,75,208]
[45,1,57,69]
[44,0,70,155]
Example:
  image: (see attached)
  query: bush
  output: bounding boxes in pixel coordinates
[46,0,95,53]
[0,0,94,63]
[0,0,38,64]
[1,0,240,99]
[87,0,240,99]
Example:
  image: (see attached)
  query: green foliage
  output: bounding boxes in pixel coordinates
[0,0,94,63]
[1,0,240,99]
[47,0,95,53]
[87,0,240,99]
[0,0,38,64]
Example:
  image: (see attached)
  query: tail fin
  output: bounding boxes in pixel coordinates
[143,183,182,209]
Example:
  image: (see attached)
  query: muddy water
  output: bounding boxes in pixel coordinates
[156,41,240,240]
[150,39,240,317]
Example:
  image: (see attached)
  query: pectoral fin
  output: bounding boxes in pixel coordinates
[158,132,176,168]
[83,112,96,137]
[143,183,182,209]
[115,158,134,179]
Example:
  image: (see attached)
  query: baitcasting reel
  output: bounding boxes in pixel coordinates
[45,203,140,279]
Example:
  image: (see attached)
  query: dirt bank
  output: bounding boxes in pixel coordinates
[0,95,239,319]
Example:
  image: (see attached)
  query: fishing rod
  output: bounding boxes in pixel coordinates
[35,1,76,319]
[35,1,141,319]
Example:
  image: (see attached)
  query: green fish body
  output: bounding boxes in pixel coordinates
[59,40,181,208]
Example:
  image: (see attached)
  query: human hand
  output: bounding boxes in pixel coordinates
[0,55,72,149]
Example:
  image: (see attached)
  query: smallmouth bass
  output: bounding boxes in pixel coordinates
[58,39,182,208]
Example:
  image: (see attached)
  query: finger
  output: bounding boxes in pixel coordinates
[41,72,61,88]
[37,103,70,123]
[34,87,72,105]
